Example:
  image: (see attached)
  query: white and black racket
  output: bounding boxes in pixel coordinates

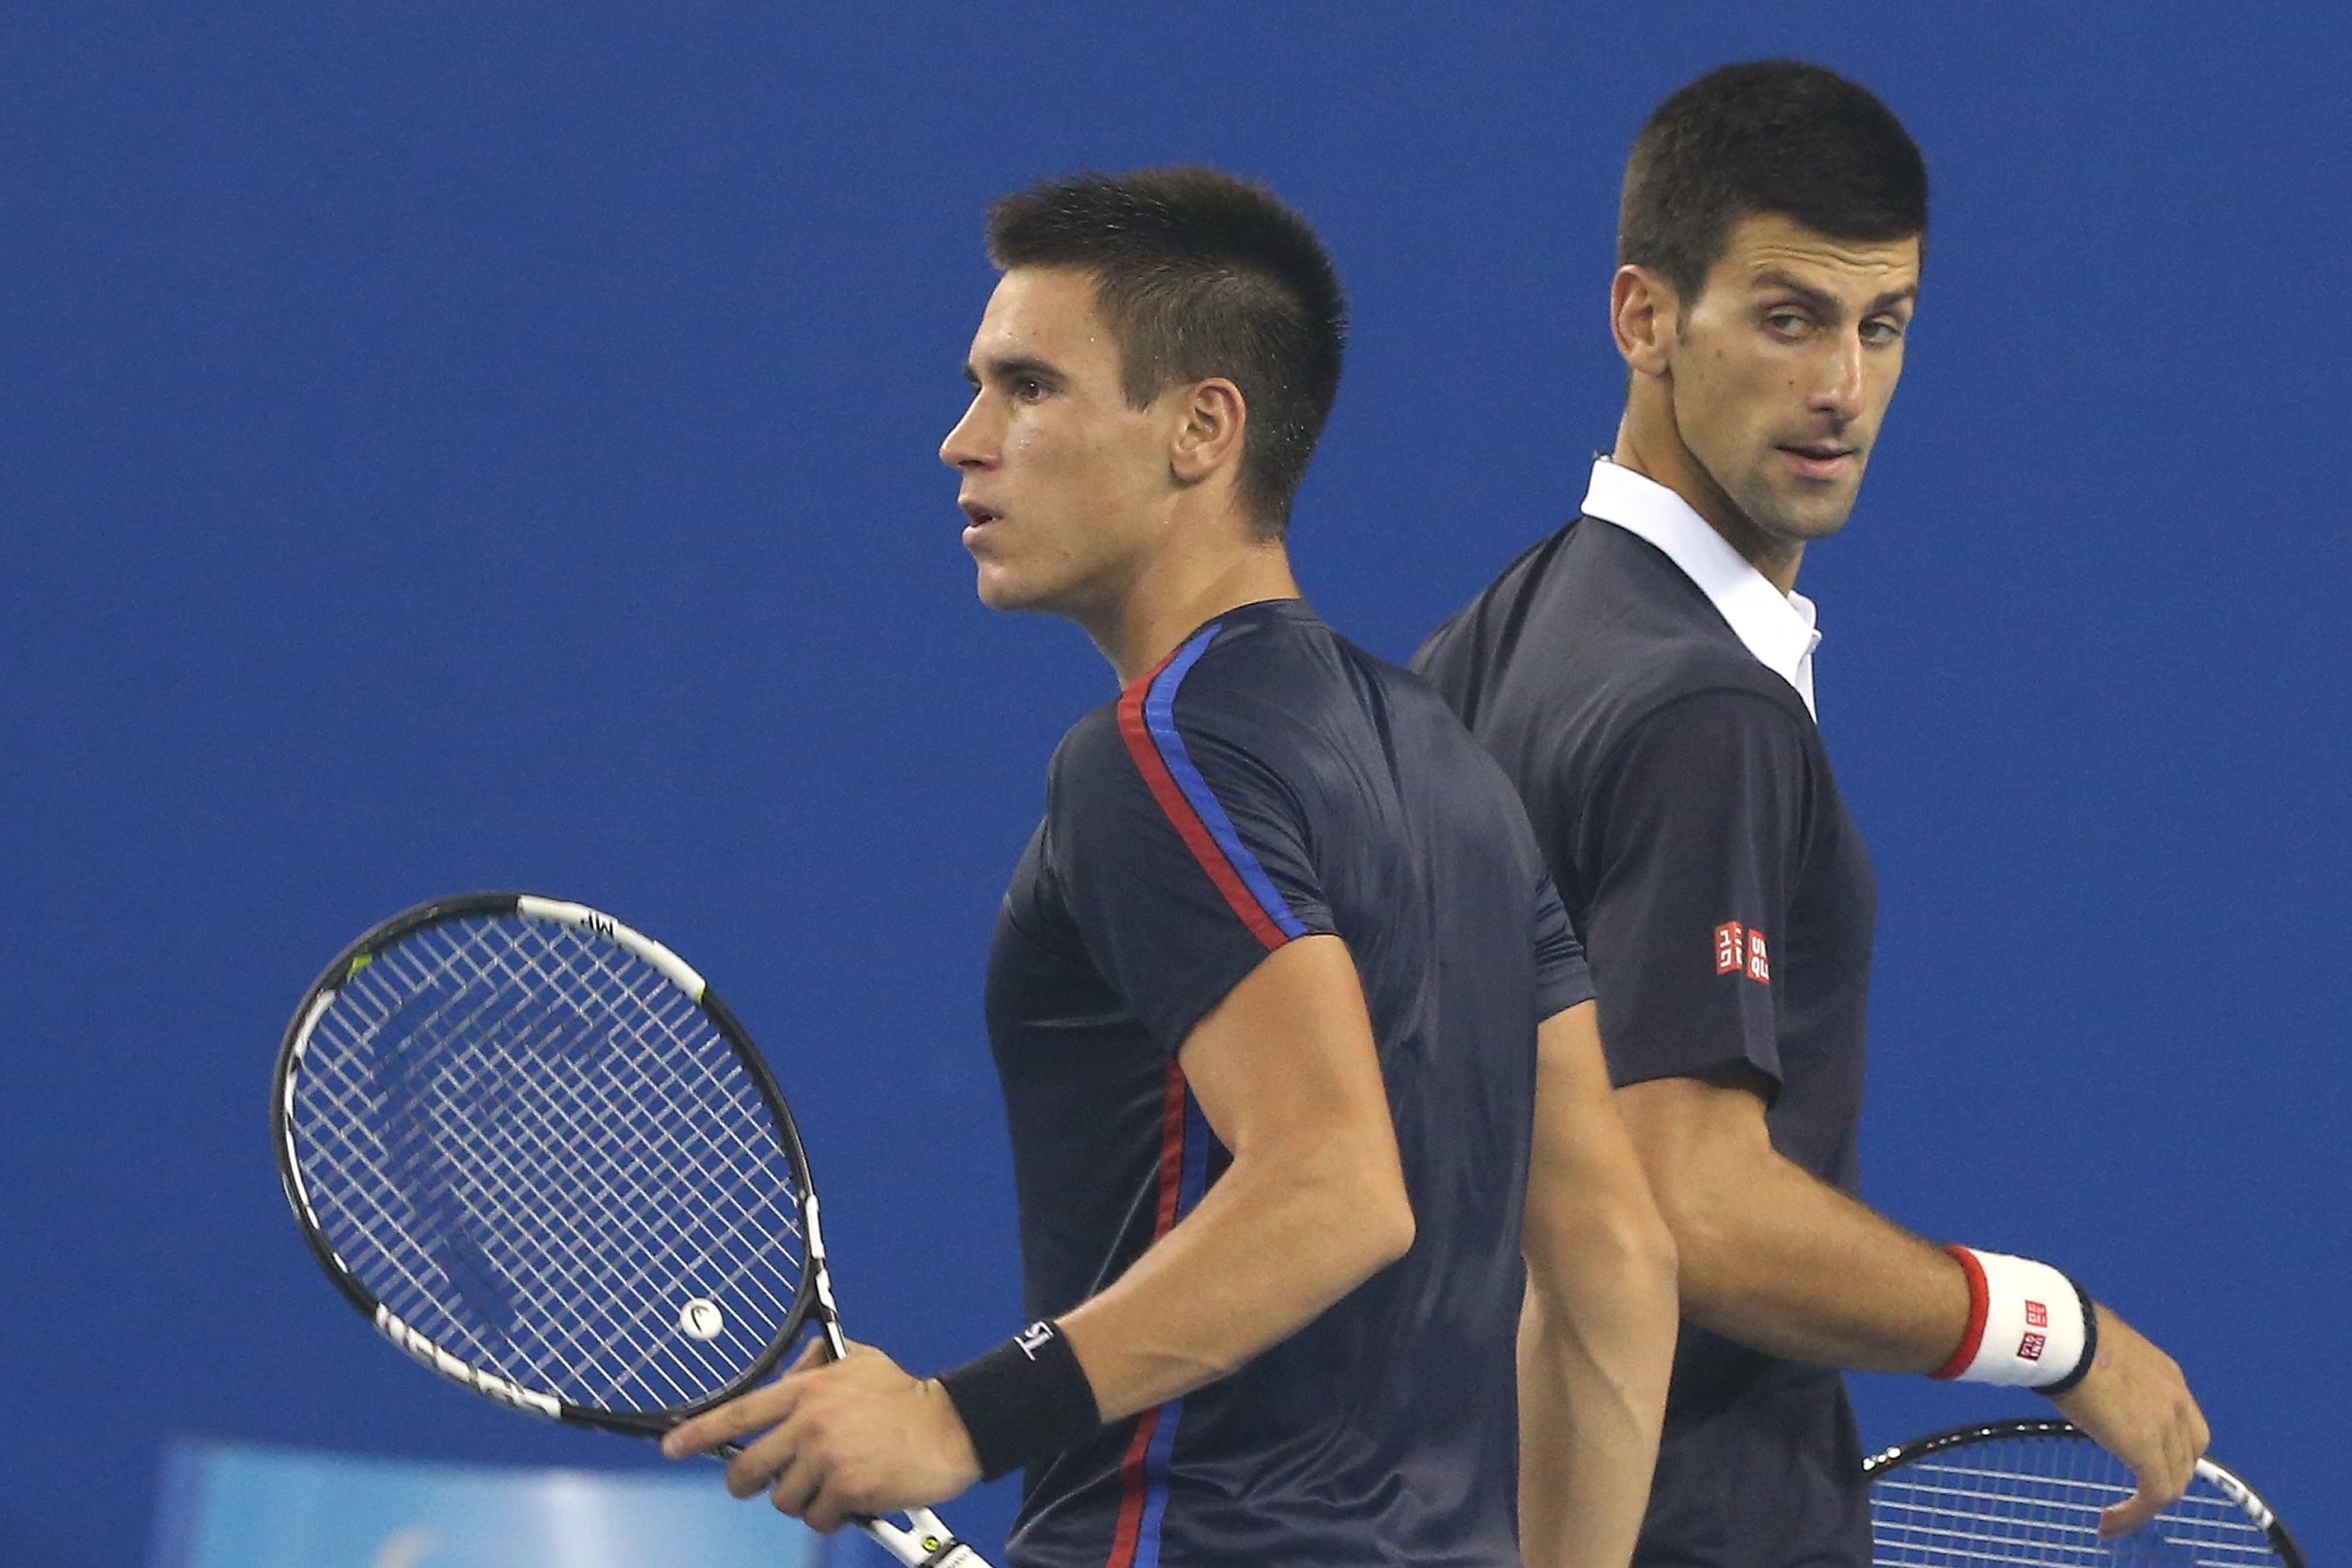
[1866,1418,2302,1567]
[271,892,992,1568]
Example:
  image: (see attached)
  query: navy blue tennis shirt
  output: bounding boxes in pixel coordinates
[985,598,1594,1568]
[1413,461,1881,1568]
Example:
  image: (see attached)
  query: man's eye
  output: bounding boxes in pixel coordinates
[1765,311,1811,338]
[1014,378,1048,402]
[1861,319,1906,346]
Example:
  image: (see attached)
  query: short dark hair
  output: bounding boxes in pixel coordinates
[986,166,1347,537]
[1620,60,1929,305]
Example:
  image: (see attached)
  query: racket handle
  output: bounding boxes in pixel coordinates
[859,1505,994,1568]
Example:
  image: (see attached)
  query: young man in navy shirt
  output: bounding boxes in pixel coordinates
[671,167,1678,1568]
[1415,61,2207,1567]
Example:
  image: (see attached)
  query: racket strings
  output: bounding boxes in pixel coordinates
[1871,1434,2283,1566]
[381,937,804,1336]
[305,942,759,1409]
[313,922,800,1406]
[290,914,809,1413]
[358,922,804,1398]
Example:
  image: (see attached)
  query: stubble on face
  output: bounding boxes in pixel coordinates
[1665,214,1920,561]
[943,269,1176,624]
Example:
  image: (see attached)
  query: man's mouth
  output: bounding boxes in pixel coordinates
[961,500,1002,533]
[1776,441,1857,482]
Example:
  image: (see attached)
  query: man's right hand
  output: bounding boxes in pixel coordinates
[2048,1304,2209,1538]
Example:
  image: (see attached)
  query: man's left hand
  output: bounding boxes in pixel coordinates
[662,1340,983,1532]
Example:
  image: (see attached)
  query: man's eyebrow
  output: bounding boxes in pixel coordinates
[1752,271,1842,316]
[967,354,1064,388]
[1753,270,1919,317]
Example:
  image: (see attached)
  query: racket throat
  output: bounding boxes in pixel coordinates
[803,1193,851,1361]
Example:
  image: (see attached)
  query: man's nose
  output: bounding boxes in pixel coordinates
[941,393,995,469]
[1810,335,1865,422]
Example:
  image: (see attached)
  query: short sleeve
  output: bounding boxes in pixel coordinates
[1533,872,1597,1022]
[1577,689,1811,1091]
[1042,662,1338,1054]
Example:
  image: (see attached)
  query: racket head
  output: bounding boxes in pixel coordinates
[1865,1418,2303,1567]
[271,892,829,1439]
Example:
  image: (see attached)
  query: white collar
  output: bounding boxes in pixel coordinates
[1581,457,1822,717]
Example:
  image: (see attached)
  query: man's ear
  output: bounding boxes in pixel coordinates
[1611,265,1678,380]
[1169,377,1248,488]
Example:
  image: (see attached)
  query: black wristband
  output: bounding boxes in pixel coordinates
[2034,1277,2101,1397]
[936,1320,1103,1481]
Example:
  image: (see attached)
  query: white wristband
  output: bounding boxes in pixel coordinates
[1932,1245,2094,1391]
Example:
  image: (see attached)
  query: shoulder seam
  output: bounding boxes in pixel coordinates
[1115,628,1308,952]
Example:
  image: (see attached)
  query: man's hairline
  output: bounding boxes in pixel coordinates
[1629,207,1927,312]
[988,261,1269,421]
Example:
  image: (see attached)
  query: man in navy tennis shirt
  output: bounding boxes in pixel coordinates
[669,167,1678,1567]
[1414,61,2208,1567]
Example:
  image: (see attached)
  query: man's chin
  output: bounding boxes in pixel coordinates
[975,568,1057,615]
[1748,478,1863,545]
[1780,506,1857,545]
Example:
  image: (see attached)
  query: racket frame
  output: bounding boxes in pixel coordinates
[272,891,982,1568]
[1864,1417,2304,1568]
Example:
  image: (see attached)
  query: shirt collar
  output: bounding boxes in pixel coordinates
[1581,456,1822,716]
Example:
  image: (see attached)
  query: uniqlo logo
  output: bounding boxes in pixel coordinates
[2018,1332,2047,1362]
[1745,928,1771,983]
[1714,922,1746,974]
[2025,1301,2049,1328]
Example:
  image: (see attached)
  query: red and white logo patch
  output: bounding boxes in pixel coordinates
[2018,1332,2047,1362]
[1715,922,1770,984]
[2025,1301,2049,1329]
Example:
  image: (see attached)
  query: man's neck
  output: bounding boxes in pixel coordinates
[1089,536,1301,688]
[1612,407,1804,595]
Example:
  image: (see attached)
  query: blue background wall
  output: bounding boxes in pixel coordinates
[5,5,2345,1564]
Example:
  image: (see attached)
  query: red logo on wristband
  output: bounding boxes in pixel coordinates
[2019,1332,2047,1361]
[2026,1301,2049,1328]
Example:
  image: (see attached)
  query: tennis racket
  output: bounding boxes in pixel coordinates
[1865,1418,2301,1566]
[271,891,992,1568]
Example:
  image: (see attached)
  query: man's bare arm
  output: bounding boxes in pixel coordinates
[1057,932,1415,1418]
[1615,1066,1957,1367]
[1518,1002,1678,1568]
[1616,1066,2207,1535]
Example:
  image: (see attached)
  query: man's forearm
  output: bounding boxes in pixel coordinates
[1614,1072,2209,1534]
[1617,1073,1969,1372]
[1046,936,1416,1424]
[1673,1144,1967,1369]
[1682,1156,1975,1370]
[1057,1132,1414,1423]
[1520,1005,1678,1568]
[1518,1230,1677,1568]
